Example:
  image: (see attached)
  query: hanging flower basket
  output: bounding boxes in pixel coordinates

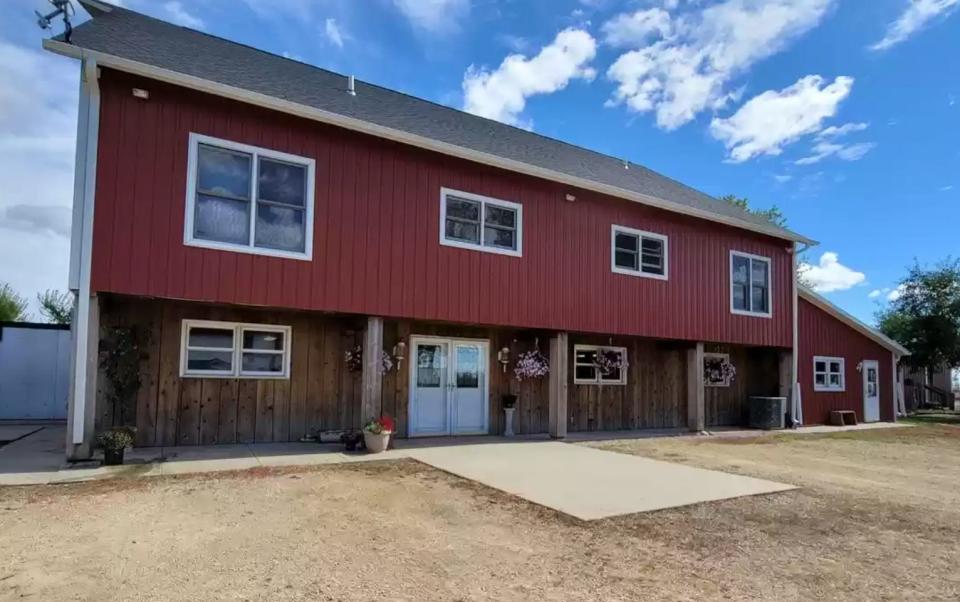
[514,349,549,381]
[704,355,736,386]
[344,346,395,374]
[593,348,627,376]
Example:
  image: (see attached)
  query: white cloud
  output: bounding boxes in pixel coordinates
[817,122,868,138]
[799,252,866,293]
[870,0,959,51]
[869,285,907,301]
[602,9,672,47]
[605,0,834,130]
[773,174,793,183]
[324,17,345,48]
[462,29,597,127]
[0,42,74,315]
[163,1,205,29]
[796,140,875,165]
[709,75,854,163]
[392,0,470,33]
[0,205,71,237]
[941,184,954,191]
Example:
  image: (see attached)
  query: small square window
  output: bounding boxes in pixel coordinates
[574,345,627,385]
[813,356,845,392]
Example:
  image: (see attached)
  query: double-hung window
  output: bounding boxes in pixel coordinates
[813,356,845,392]
[611,225,668,279]
[730,251,772,317]
[440,188,522,256]
[185,133,315,260]
[573,345,628,385]
[181,320,292,379]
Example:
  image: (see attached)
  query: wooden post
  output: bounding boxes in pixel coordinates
[778,350,795,425]
[548,332,569,439]
[687,342,705,432]
[361,316,384,423]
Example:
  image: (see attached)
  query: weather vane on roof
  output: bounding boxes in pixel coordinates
[35,0,75,43]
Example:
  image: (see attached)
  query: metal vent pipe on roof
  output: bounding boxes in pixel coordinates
[347,75,356,96]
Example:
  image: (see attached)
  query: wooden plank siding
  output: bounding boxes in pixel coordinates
[97,294,785,445]
[702,344,781,426]
[90,69,794,349]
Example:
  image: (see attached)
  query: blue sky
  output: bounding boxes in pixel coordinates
[1,0,958,324]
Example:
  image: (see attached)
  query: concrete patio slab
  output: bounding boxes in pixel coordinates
[408,441,796,520]
[0,424,44,443]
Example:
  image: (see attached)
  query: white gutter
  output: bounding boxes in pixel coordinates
[42,39,817,247]
[69,57,100,445]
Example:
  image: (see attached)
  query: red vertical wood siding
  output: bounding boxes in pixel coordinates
[798,298,894,423]
[90,69,793,347]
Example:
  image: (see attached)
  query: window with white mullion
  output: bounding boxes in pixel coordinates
[440,188,522,256]
[813,356,845,391]
[186,133,314,260]
[181,320,292,379]
[731,251,772,317]
[611,225,668,279]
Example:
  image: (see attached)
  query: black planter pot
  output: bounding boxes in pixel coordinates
[103,448,125,466]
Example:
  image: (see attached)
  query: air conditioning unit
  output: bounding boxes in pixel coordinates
[749,396,786,430]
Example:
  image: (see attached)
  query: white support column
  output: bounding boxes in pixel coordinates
[66,293,100,460]
[361,316,384,423]
[65,57,101,460]
[548,333,569,439]
[687,342,705,432]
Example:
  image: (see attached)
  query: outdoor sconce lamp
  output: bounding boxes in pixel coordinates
[856,361,863,373]
[393,341,406,368]
[497,346,511,372]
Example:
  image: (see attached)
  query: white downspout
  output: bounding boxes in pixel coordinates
[791,241,807,426]
[69,56,100,445]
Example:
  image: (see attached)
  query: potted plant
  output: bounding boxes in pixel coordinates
[502,394,518,437]
[362,416,395,453]
[340,429,363,452]
[95,427,136,466]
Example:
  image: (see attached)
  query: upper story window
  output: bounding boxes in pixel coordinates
[440,188,522,257]
[813,356,845,392]
[180,319,292,379]
[611,225,668,280]
[184,133,315,260]
[730,251,772,317]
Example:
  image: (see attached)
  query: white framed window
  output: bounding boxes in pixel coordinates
[180,320,292,379]
[704,352,731,387]
[573,345,628,385]
[813,356,845,392]
[730,251,772,318]
[184,133,315,261]
[611,225,668,280]
[440,187,522,257]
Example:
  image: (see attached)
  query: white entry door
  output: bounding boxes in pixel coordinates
[862,360,880,422]
[409,337,489,437]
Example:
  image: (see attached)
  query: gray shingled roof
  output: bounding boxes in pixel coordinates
[54,0,810,243]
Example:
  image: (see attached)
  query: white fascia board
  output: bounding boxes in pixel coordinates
[42,39,817,247]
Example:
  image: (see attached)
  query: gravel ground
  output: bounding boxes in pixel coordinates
[1,425,958,601]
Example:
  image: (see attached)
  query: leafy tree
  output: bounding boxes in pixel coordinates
[0,282,29,322]
[719,194,787,229]
[38,289,73,325]
[878,259,960,381]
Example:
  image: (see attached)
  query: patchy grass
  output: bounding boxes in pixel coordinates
[902,410,960,426]
[1,427,959,600]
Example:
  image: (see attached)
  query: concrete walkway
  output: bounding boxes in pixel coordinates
[1,425,799,520]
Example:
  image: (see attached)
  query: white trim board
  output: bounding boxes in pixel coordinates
[799,287,910,356]
[43,39,816,247]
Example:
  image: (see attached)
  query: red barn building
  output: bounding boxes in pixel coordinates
[48,2,907,459]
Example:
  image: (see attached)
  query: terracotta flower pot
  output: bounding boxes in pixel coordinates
[364,431,390,453]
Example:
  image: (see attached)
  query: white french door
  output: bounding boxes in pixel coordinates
[408,337,489,437]
[862,359,880,422]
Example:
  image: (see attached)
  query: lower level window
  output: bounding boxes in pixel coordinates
[181,320,291,378]
[574,345,628,385]
[813,356,844,391]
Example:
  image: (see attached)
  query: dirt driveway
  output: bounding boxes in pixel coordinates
[2,425,958,601]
